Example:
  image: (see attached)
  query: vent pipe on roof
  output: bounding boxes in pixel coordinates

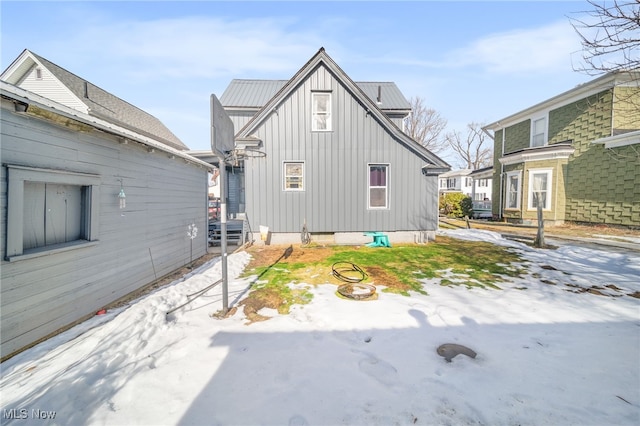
[84,81,89,99]
[377,85,382,105]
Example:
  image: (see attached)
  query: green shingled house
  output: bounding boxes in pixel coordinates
[483,70,639,227]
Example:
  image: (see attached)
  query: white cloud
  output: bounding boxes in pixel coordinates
[446,21,582,74]
[67,15,324,81]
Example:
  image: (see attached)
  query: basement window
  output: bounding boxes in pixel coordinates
[6,165,100,261]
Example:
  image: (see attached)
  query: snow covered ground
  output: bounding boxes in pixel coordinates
[1,229,638,425]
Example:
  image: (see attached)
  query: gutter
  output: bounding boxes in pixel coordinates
[1,81,213,170]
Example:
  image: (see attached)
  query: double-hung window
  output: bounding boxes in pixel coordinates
[531,117,546,147]
[368,164,389,209]
[505,171,521,210]
[6,165,100,261]
[312,92,331,131]
[283,162,304,191]
[528,169,552,210]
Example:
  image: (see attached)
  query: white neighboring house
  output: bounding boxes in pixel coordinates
[439,167,493,218]
[439,169,472,196]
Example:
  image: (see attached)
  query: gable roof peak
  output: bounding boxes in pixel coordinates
[1,49,188,151]
[233,47,449,168]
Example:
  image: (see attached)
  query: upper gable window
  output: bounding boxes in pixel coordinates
[35,68,43,80]
[312,92,331,131]
[531,117,547,147]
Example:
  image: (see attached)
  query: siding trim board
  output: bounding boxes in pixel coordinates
[499,142,574,166]
[483,71,638,131]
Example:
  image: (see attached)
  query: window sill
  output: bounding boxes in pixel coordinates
[7,240,99,262]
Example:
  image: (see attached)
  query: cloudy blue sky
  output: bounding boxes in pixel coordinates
[1,1,598,166]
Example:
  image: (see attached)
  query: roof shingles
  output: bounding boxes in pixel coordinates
[26,51,188,150]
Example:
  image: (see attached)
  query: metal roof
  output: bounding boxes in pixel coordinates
[221,79,411,111]
[220,80,288,108]
[3,50,188,151]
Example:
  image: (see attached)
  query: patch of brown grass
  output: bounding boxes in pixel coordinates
[365,265,411,292]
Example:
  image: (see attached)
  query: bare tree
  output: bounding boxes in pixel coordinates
[444,122,493,169]
[571,1,639,164]
[570,0,640,74]
[404,97,448,154]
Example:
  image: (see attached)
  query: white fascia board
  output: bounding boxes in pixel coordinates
[1,81,213,170]
[499,146,575,166]
[592,130,640,148]
[483,72,638,132]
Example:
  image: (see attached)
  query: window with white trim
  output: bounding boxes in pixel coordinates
[368,164,388,209]
[528,169,553,210]
[283,161,304,191]
[6,165,100,260]
[531,117,546,147]
[505,171,521,209]
[312,92,331,131]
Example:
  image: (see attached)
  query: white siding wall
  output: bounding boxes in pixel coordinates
[19,66,88,113]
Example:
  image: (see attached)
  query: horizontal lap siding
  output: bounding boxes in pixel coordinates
[1,106,208,358]
[244,66,436,234]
